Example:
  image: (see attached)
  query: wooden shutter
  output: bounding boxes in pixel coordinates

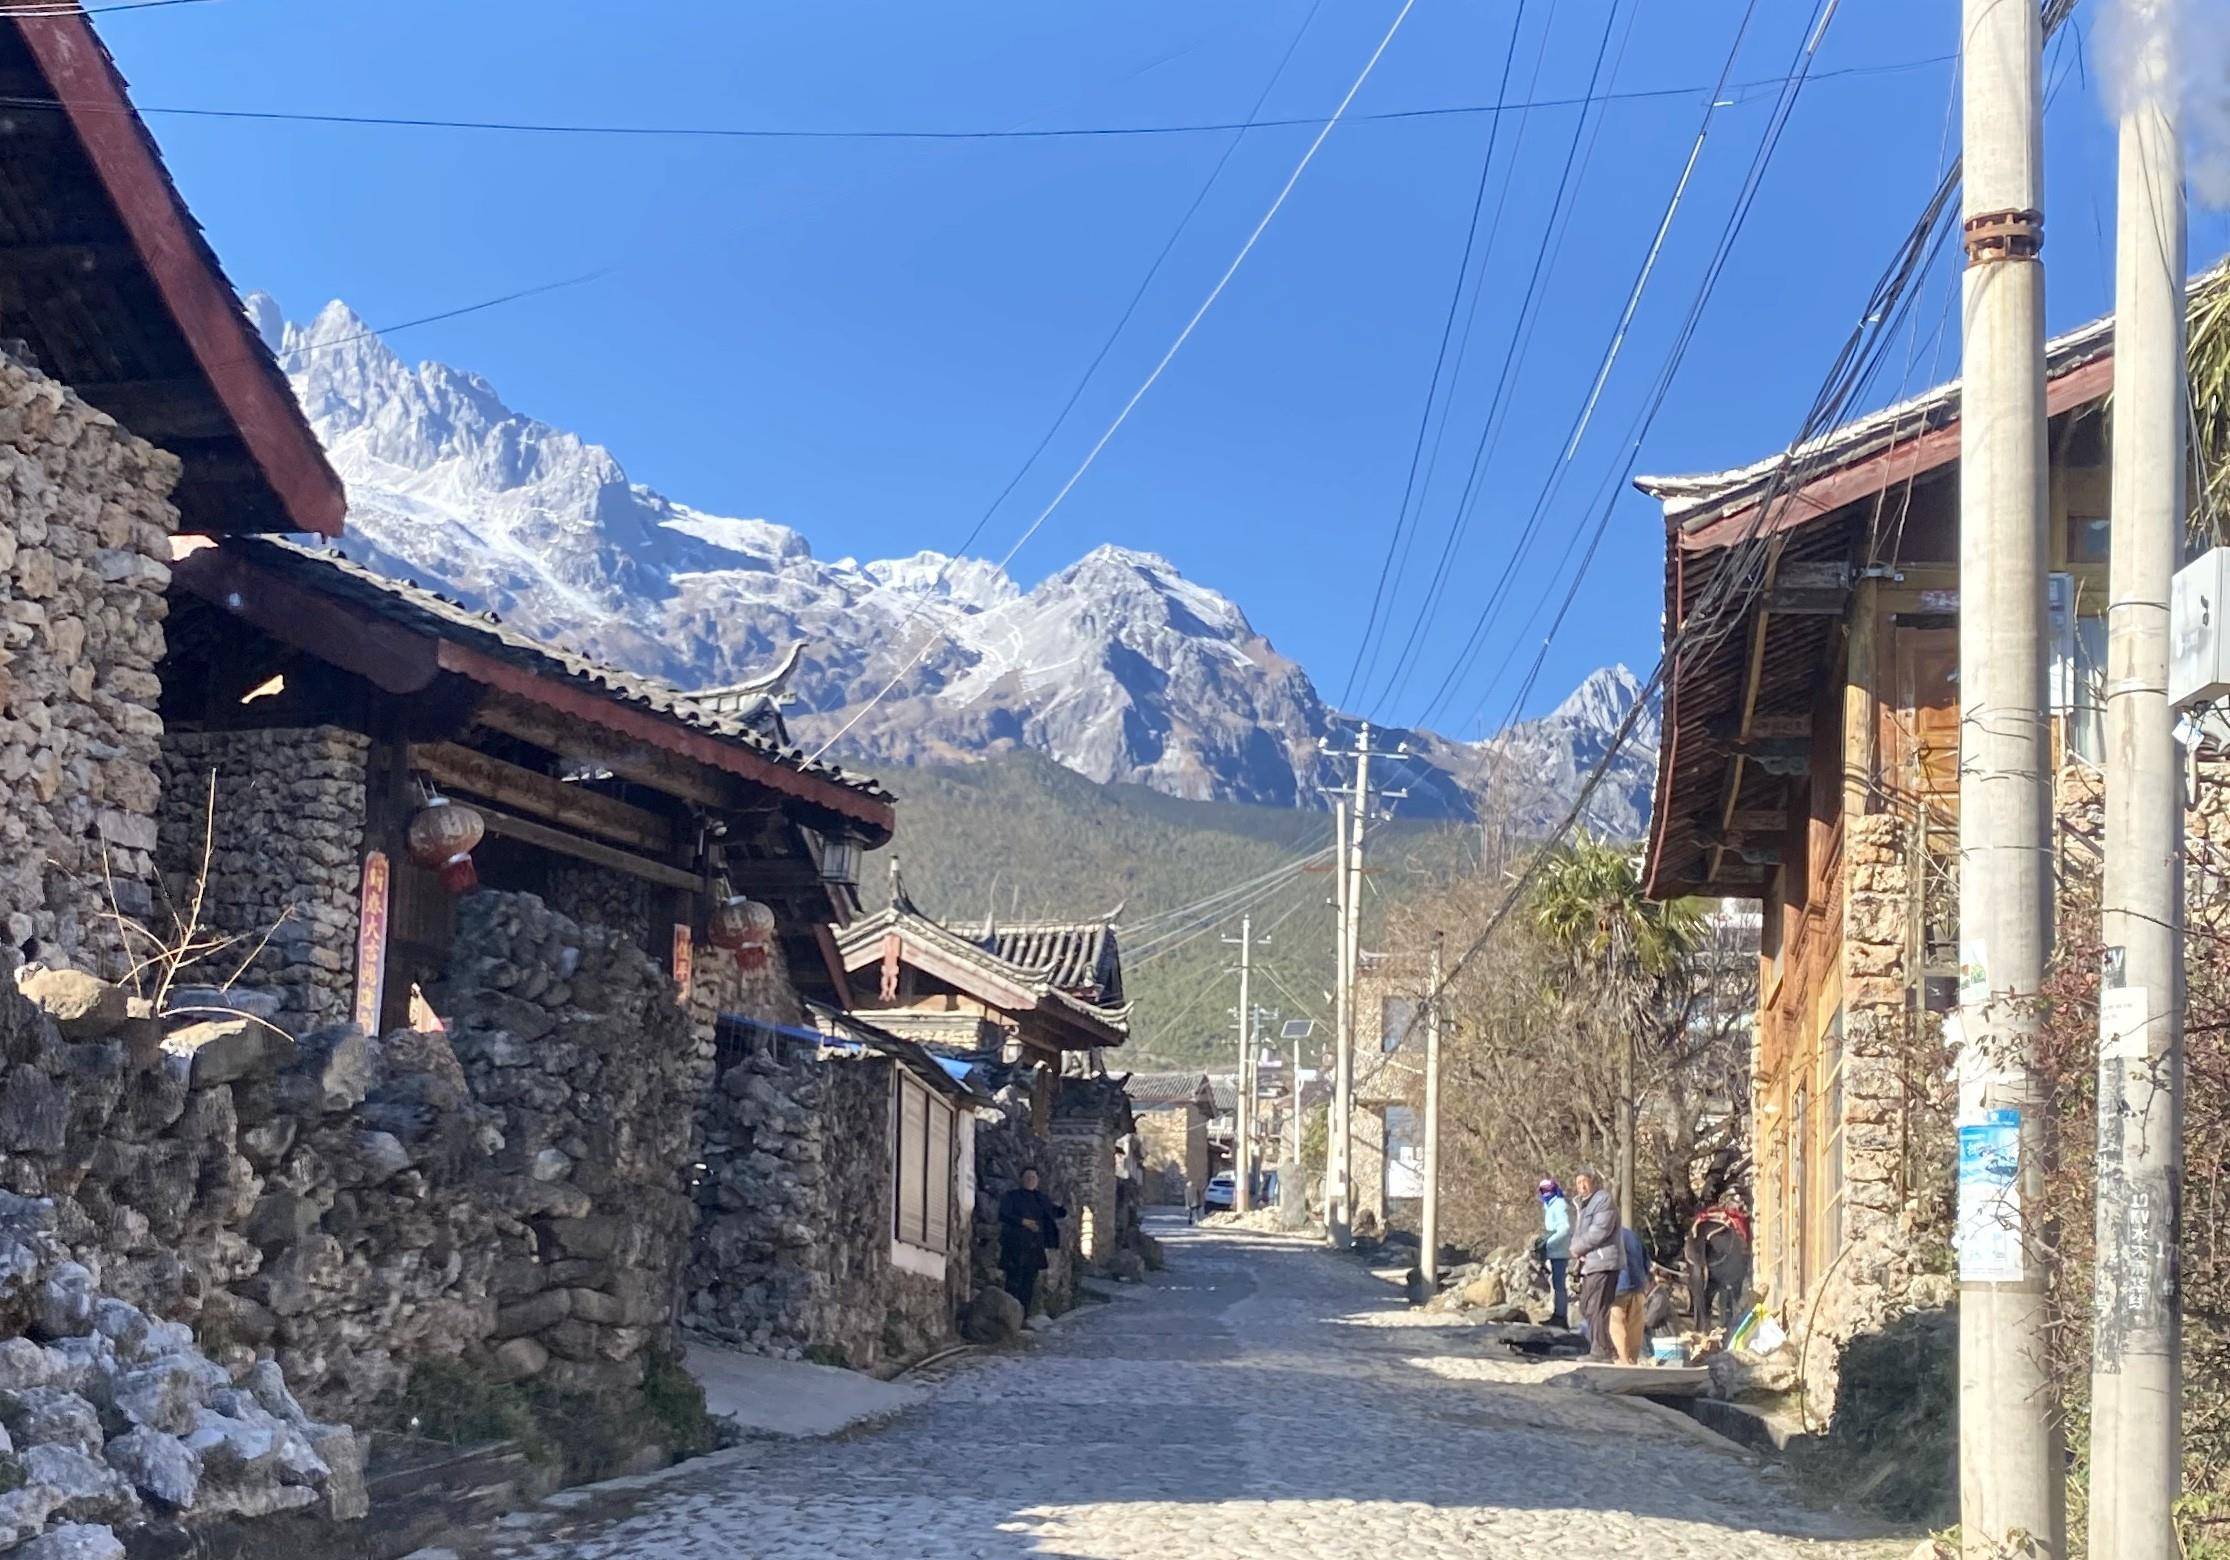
[898,1077,930,1247]
[926,1098,953,1251]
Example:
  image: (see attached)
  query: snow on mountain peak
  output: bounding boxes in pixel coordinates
[253,294,1655,824]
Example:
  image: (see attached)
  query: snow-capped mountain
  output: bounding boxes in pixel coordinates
[250,295,1657,826]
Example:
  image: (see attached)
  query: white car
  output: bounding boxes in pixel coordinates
[1203,1173,1236,1211]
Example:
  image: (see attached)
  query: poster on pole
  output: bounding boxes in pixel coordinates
[1956,1108,2024,1282]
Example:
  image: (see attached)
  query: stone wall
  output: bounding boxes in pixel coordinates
[684,1028,967,1372]
[1133,1105,1200,1206]
[0,353,177,980]
[1049,1120,1117,1270]
[157,727,369,1039]
[544,865,652,952]
[432,891,699,1396]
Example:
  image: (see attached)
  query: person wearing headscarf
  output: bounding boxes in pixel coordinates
[1537,1176,1573,1328]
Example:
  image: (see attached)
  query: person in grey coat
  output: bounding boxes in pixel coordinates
[1568,1169,1621,1361]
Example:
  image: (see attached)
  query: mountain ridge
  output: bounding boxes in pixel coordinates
[250,293,1656,832]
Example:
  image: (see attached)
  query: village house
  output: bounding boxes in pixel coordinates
[836,884,1142,1285]
[1348,957,1429,1234]
[1632,281,2218,1386]
[1126,1071,1213,1206]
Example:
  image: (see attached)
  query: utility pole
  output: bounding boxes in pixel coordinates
[1323,723,1404,1251]
[1329,798,1353,1248]
[1225,914,1256,1214]
[1421,934,1444,1292]
[1957,0,2064,1549]
[2091,8,2186,1550]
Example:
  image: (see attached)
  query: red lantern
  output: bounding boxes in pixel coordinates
[708,895,776,974]
[407,796,485,895]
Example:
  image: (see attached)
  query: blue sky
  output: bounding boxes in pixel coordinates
[106,0,2230,737]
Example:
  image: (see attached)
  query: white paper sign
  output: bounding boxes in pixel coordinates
[2100,985,2152,1062]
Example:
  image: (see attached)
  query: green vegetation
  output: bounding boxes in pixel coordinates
[863,750,1468,1069]
[393,1351,717,1484]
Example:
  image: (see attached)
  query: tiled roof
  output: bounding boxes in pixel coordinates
[971,918,1123,1005]
[837,904,1132,1040]
[1126,1071,1210,1108]
[220,537,891,810]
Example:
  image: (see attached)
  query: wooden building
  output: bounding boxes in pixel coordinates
[161,537,894,1033]
[1635,298,2135,1342]
[836,884,1130,1076]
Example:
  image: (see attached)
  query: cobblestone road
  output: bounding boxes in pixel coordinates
[466,1224,1900,1559]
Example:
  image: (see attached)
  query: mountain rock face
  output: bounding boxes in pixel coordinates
[250,296,1657,828]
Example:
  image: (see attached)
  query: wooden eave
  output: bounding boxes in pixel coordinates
[1641,352,2116,901]
[169,543,894,843]
[839,930,1127,1052]
[0,14,343,536]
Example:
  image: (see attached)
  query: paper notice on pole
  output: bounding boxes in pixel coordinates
[2100,985,2152,1061]
[1958,939,1989,1006]
[1956,1109,2024,1282]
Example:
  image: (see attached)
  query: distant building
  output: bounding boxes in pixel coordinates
[1127,1072,1213,1206]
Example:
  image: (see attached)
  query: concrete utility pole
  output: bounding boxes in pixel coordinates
[1323,723,1404,1250]
[1956,0,2064,1549]
[1421,934,1444,1291]
[1329,798,1353,1248]
[1226,914,1256,1214]
[2090,9,2187,1550]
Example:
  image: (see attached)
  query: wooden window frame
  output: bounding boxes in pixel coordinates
[893,1072,953,1257]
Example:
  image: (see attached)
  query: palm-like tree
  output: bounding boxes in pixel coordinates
[1532,836,1705,1222]
[2190,261,2230,536]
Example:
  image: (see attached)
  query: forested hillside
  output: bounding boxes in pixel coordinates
[859,751,1467,1068]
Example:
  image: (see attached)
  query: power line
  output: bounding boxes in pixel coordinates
[1337,0,1529,710]
[1423,0,2086,1016]
[805,0,1424,766]
[0,55,1952,143]
[267,270,614,363]
[1352,0,1638,713]
[5,1,219,14]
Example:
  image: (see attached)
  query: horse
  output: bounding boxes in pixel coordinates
[1684,1218,1752,1334]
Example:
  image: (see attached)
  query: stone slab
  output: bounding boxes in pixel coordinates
[683,1342,924,1438]
[1554,1364,1712,1398]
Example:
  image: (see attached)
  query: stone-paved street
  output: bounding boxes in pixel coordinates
[464,1223,1901,1559]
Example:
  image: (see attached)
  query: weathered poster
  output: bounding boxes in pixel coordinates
[353,851,391,1037]
[1956,1108,2024,1282]
[672,923,694,1004]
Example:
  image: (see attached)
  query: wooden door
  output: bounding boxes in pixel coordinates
[1891,627,1960,800]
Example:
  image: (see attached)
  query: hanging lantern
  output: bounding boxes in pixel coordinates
[708,894,777,974]
[407,795,485,895]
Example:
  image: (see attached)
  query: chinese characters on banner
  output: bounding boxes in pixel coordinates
[353,851,391,1037]
[672,923,693,1005]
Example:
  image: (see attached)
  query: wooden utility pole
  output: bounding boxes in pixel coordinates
[1226,914,1256,1214]
[1956,0,2064,1548]
[2091,6,2187,1549]
[1421,934,1444,1291]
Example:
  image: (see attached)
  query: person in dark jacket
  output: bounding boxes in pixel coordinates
[1568,1169,1621,1362]
[997,1167,1066,1316]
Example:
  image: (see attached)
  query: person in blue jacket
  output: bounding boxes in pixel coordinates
[1537,1176,1572,1328]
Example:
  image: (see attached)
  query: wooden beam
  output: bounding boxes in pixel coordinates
[472,697,746,812]
[171,545,441,696]
[409,741,675,855]
[1726,807,1790,832]
[1710,714,1811,742]
[439,639,894,840]
[475,804,705,893]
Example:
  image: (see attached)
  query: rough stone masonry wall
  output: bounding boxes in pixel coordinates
[1133,1106,1197,1206]
[0,352,177,980]
[157,727,369,1039]
[431,891,699,1397]
[685,1031,966,1372]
